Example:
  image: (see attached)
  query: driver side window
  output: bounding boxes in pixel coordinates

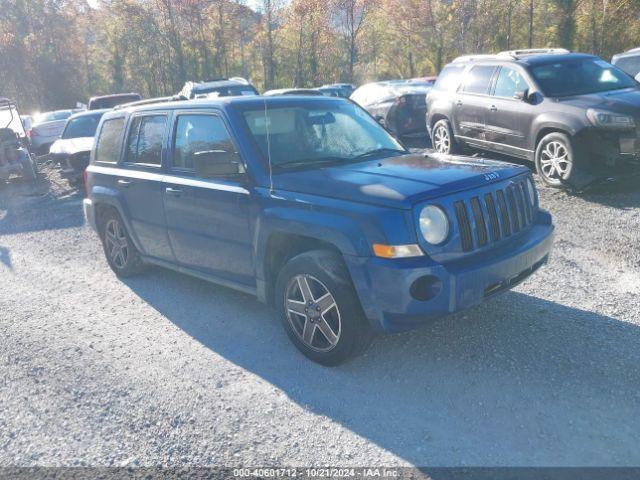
[494,67,527,98]
[173,114,242,175]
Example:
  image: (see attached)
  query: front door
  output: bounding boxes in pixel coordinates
[485,66,533,158]
[453,65,497,144]
[162,111,254,286]
[117,113,174,261]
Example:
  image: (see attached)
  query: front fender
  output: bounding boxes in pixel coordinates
[529,112,588,150]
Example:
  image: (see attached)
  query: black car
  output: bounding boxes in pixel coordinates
[178,77,259,99]
[350,81,431,138]
[426,48,640,187]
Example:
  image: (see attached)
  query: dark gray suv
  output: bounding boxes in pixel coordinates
[426,49,640,187]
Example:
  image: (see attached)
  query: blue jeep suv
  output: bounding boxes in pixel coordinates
[84,96,554,365]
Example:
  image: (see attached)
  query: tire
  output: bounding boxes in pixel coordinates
[535,132,579,188]
[431,119,461,154]
[99,209,146,277]
[275,250,374,366]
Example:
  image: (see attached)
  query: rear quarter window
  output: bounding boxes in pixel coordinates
[433,65,465,92]
[94,118,125,163]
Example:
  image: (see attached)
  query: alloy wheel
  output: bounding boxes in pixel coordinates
[104,219,129,269]
[433,124,451,153]
[540,140,571,181]
[285,274,342,352]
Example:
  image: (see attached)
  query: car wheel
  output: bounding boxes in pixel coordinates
[100,209,145,277]
[535,132,576,187]
[275,250,373,366]
[431,119,460,154]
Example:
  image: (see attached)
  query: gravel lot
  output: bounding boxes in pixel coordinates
[1,156,639,467]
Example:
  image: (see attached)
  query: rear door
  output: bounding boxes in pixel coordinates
[453,65,497,144]
[117,112,174,260]
[484,66,534,158]
[162,111,254,286]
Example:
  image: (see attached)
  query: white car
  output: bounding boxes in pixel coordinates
[28,110,77,155]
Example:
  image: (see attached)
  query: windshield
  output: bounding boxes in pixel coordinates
[62,114,103,139]
[241,101,405,170]
[531,58,637,97]
[34,110,73,124]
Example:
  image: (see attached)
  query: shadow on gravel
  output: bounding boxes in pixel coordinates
[125,269,640,465]
[0,169,84,236]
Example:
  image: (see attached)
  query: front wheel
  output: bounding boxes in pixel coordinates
[535,132,578,188]
[431,119,461,154]
[275,250,373,366]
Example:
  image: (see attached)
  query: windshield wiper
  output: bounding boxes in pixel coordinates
[352,148,407,160]
[274,156,349,170]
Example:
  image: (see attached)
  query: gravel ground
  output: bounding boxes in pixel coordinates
[0,157,639,467]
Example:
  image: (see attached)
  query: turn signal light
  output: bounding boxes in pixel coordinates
[373,244,423,259]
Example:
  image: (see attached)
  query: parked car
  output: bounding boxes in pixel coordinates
[326,83,356,97]
[88,93,142,110]
[28,109,76,155]
[611,48,640,81]
[427,48,640,187]
[178,77,259,99]
[316,86,350,98]
[0,98,37,182]
[263,88,324,96]
[84,95,554,365]
[350,81,431,138]
[49,109,107,186]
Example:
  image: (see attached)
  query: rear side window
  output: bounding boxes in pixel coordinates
[125,114,167,166]
[433,65,465,92]
[172,114,240,173]
[94,118,125,163]
[461,65,496,95]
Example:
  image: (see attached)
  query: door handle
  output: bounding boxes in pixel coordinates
[489,105,498,111]
[117,179,133,187]
[165,187,182,197]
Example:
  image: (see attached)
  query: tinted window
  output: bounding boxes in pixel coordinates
[462,66,496,94]
[531,58,636,97]
[173,114,240,173]
[613,55,640,78]
[493,68,528,98]
[62,114,104,139]
[434,65,465,92]
[242,102,404,169]
[125,115,167,165]
[94,118,125,163]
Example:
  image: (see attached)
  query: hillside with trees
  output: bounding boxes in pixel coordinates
[2,0,640,110]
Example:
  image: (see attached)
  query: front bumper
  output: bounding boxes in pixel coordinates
[83,198,97,232]
[581,128,640,173]
[345,212,555,333]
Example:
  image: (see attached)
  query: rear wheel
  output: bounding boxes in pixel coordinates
[99,209,145,277]
[432,119,461,154]
[275,250,373,366]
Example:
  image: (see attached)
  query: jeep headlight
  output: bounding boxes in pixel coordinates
[586,108,635,129]
[419,205,449,245]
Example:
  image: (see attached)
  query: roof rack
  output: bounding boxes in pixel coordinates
[452,54,500,63]
[113,95,184,110]
[498,48,570,59]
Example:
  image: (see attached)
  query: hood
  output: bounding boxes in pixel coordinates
[557,88,640,117]
[272,153,528,209]
[49,136,94,156]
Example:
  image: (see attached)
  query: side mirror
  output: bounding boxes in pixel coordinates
[193,150,243,178]
[514,88,531,102]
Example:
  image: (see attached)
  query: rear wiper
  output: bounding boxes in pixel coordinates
[353,148,407,160]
